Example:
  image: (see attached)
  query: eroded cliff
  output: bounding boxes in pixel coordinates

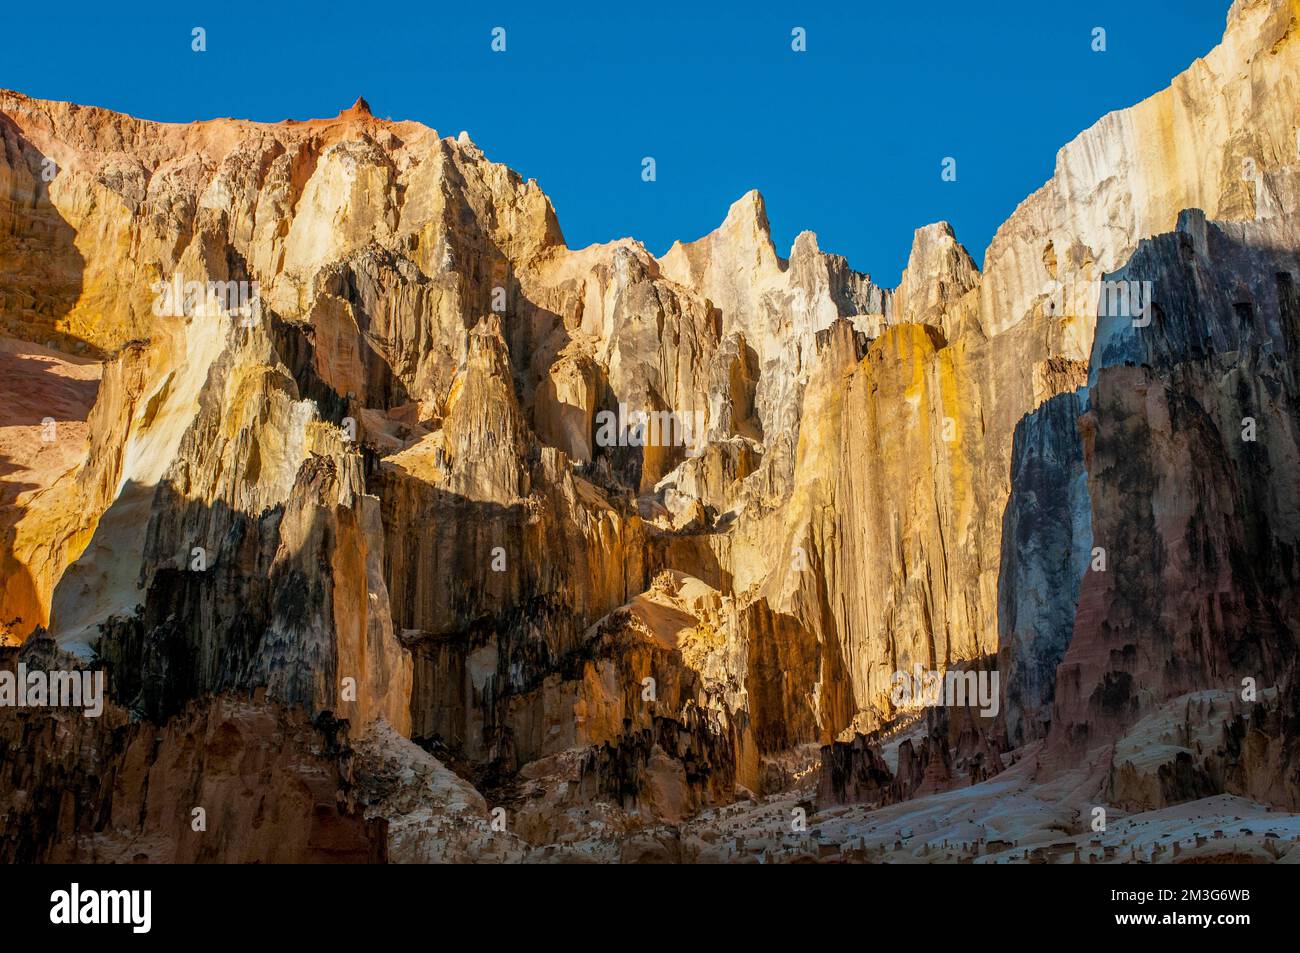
[2,0,1300,863]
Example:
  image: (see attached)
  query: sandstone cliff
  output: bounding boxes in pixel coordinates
[2,0,1300,863]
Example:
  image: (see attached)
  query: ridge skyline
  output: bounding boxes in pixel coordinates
[0,0,1229,285]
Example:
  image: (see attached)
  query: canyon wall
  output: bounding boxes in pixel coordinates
[1,0,1299,860]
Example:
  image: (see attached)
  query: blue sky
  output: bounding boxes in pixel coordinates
[1,1,1228,286]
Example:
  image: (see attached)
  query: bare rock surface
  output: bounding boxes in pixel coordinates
[2,0,1300,861]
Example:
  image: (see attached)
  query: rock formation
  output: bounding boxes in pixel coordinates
[2,0,1299,863]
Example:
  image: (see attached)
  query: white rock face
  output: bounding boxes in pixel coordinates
[659,189,889,442]
[892,221,978,339]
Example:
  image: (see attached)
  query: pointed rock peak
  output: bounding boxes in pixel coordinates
[790,229,821,260]
[657,188,778,275]
[905,221,976,270]
[697,188,779,270]
[721,189,772,240]
[915,221,957,243]
[340,96,373,120]
[894,220,981,323]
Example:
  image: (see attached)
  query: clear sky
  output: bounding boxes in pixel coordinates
[0,0,1229,286]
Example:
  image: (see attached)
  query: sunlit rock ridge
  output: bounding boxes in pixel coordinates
[1,0,1299,863]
